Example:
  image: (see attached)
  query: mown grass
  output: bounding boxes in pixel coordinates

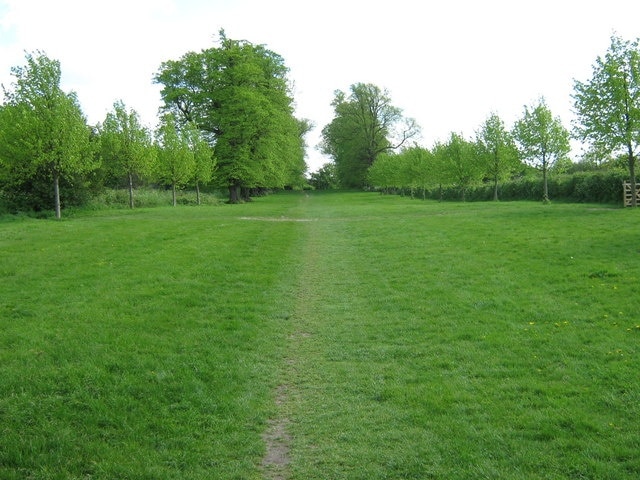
[1,192,639,479]
[283,194,640,479]
[0,201,305,479]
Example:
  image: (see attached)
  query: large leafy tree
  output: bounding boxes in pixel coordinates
[320,83,419,188]
[0,51,95,218]
[155,30,305,203]
[573,35,640,206]
[100,101,155,208]
[513,98,570,203]
[476,113,520,201]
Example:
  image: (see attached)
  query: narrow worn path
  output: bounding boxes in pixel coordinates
[261,195,324,480]
[260,384,292,479]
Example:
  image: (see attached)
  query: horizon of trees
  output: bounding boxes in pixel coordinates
[0,32,310,214]
[1,33,639,214]
[316,34,640,205]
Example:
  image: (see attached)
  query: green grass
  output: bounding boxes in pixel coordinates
[1,192,639,479]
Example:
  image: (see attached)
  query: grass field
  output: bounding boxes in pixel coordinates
[1,192,639,479]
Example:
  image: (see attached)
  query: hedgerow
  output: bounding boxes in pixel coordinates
[419,170,628,204]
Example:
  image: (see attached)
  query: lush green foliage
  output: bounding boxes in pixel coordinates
[0,35,309,216]
[365,105,627,205]
[0,52,96,218]
[434,132,484,201]
[368,146,435,198]
[308,162,339,190]
[513,98,571,202]
[477,113,520,200]
[574,35,640,205]
[5,34,640,215]
[185,121,217,205]
[368,130,526,202]
[154,114,196,206]
[99,100,156,208]
[320,83,419,188]
[421,169,628,203]
[155,30,306,202]
[1,192,639,478]
[82,187,222,211]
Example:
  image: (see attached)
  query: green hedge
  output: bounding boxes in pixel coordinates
[422,170,629,204]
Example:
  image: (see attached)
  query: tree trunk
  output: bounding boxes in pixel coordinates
[628,143,637,207]
[128,172,135,209]
[241,187,252,202]
[493,176,499,201]
[53,167,61,219]
[542,166,550,203]
[195,181,201,205]
[172,183,177,207]
[228,184,240,203]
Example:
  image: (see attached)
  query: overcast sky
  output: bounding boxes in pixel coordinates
[1,0,639,172]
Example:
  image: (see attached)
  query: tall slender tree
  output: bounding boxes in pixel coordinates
[184,121,216,205]
[513,98,570,203]
[476,113,520,201]
[367,152,402,194]
[100,101,155,208]
[407,146,435,200]
[0,51,94,218]
[155,114,195,206]
[573,35,640,206]
[436,132,483,201]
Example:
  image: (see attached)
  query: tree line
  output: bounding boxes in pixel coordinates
[0,31,308,217]
[2,33,638,216]
[315,35,640,206]
[363,100,569,203]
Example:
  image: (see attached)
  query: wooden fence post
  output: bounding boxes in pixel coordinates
[623,181,640,207]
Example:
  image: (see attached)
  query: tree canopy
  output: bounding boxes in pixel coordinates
[0,52,95,217]
[155,30,307,202]
[573,35,640,205]
[155,114,196,206]
[184,120,216,205]
[99,100,155,208]
[513,98,570,202]
[320,83,419,188]
[4,34,640,212]
[434,133,484,201]
[476,113,520,201]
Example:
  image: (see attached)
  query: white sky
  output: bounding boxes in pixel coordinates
[1,0,639,172]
